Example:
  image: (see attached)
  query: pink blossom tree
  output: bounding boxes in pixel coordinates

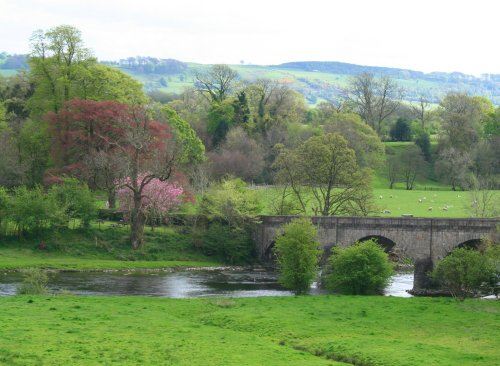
[117,174,184,231]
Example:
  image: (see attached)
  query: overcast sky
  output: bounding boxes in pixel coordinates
[1,0,499,75]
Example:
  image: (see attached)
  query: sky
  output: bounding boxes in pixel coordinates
[1,0,499,75]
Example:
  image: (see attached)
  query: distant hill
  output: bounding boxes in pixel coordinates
[1,53,499,105]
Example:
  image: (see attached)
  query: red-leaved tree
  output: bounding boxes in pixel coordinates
[48,100,189,249]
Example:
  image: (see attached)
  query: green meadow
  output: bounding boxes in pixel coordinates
[0,295,498,365]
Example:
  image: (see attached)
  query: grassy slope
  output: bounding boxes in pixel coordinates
[0,223,219,270]
[0,295,498,365]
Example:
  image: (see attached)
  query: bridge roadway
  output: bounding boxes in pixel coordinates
[254,216,499,290]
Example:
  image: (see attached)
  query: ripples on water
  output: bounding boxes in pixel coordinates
[0,270,414,298]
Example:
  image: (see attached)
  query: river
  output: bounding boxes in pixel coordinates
[0,269,413,297]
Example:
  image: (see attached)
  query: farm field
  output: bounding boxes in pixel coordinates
[0,295,498,365]
[252,186,498,218]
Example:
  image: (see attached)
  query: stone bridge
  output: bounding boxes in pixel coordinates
[254,216,499,291]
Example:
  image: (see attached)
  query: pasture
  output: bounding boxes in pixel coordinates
[0,295,498,365]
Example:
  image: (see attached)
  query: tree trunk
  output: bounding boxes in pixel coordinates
[107,189,116,209]
[130,195,145,250]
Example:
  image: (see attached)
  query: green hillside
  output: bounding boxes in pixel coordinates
[109,61,500,105]
[2,52,499,104]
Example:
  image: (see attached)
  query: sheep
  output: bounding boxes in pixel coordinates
[428,207,433,211]
[389,195,393,198]
[418,199,422,203]
[383,210,391,214]
[379,195,383,199]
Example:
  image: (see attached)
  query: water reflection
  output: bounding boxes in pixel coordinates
[0,270,413,298]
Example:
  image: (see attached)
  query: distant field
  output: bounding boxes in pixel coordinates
[252,186,498,218]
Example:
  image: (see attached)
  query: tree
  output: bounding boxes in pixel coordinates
[28,25,95,115]
[208,127,265,181]
[386,154,401,189]
[274,218,320,295]
[398,145,427,190]
[390,118,411,141]
[117,175,184,230]
[344,73,403,133]
[207,99,235,147]
[435,147,472,190]
[325,239,394,295]
[439,93,485,153]
[411,95,430,129]
[274,133,374,216]
[414,130,431,162]
[195,64,238,103]
[323,112,385,168]
[431,247,498,301]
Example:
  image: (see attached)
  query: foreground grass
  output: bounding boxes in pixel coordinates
[0,224,220,270]
[0,295,498,365]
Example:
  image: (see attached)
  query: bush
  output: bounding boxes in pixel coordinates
[430,247,499,300]
[9,186,64,235]
[325,239,394,295]
[17,268,49,295]
[274,218,320,295]
[196,178,262,264]
[198,223,254,264]
[48,178,97,228]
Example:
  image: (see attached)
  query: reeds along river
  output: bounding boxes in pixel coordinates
[0,269,414,297]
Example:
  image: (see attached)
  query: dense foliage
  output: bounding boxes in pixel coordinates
[325,239,394,295]
[274,218,320,294]
[431,246,499,300]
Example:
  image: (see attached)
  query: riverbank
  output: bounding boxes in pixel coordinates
[0,295,498,365]
[0,225,222,271]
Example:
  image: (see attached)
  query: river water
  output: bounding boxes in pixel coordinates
[0,269,413,297]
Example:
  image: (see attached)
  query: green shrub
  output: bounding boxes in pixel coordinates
[274,218,320,295]
[325,239,394,295]
[430,247,498,300]
[49,178,97,228]
[9,186,64,235]
[199,223,254,264]
[17,268,49,295]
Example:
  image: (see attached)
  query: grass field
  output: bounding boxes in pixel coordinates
[252,186,498,218]
[0,295,498,365]
[0,223,219,270]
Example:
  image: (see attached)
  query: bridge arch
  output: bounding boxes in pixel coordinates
[354,235,402,262]
[457,238,483,250]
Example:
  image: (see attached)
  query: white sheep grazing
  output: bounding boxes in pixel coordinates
[428,207,433,211]
[383,210,391,214]
[423,197,427,200]
[418,199,422,203]
[379,195,383,199]
[442,207,448,211]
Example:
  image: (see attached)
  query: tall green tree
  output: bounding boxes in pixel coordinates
[439,93,486,153]
[28,25,96,115]
[274,133,374,216]
[274,218,320,295]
